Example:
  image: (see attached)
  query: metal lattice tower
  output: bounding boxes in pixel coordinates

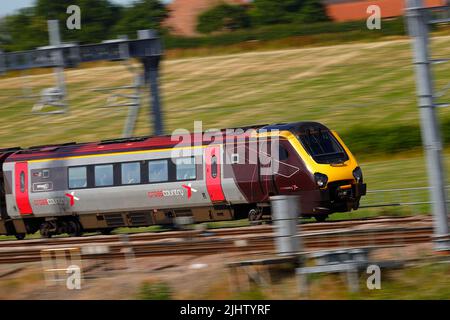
[0,24,164,136]
[406,0,450,251]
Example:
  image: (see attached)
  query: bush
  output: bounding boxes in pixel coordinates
[197,4,251,34]
[112,0,168,38]
[250,0,329,26]
[340,117,450,157]
[342,124,422,156]
[295,0,330,24]
[137,281,172,300]
[165,18,405,50]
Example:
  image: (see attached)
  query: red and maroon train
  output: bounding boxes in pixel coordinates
[0,122,366,239]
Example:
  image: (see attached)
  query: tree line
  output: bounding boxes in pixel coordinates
[197,0,329,34]
[0,0,168,51]
[0,0,329,52]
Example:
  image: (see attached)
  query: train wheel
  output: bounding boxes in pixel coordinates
[314,215,328,222]
[15,233,26,240]
[68,220,83,237]
[248,208,263,225]
[40,222,53,238]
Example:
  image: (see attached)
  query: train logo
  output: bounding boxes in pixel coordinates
[281,184,299,191]
[65,192,80,207]
[147,184,198,200]
[182,183,197,199]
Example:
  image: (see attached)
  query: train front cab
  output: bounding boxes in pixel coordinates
[282,124,367,219]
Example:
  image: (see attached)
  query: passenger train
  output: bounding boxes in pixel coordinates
[0,122,366,239]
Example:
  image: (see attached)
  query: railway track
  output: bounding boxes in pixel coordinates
[0,216,434,264]
[0,215,431,249]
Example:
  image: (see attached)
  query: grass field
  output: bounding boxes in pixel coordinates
[1,35,450,220]
[1,36,450,147]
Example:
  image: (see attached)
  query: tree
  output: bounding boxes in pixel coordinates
[251,0,301,25]
[197,3,251,34]
[35,0,123,43]
[35,0,74,20]
[1,8,48,51]
[251,0,329,26]
[112,0,168,38]
[296,0,330,24]
[0,18,11,49]
[1,0,169,51]
[73,0,123,42]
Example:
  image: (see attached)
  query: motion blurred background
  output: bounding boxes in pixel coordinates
[0,0,449,299]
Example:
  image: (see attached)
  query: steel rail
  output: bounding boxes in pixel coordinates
[0,225,434,264]
[0,215,430,248]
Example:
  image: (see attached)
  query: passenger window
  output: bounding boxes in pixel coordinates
[121,162,141,185]
[211,155,217,178]
[42,170,50,179]
[20,172,25,193]
[95,164,113,187]
[148,160,168,183]
[176,157,196,181]
[68,167,87,189]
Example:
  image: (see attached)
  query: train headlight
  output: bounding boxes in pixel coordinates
[314,172,328,188]
[353,167,363,183]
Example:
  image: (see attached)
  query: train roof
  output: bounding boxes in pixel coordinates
[262,122,329,133]
[0,147,21,160]
[4,121,327,162]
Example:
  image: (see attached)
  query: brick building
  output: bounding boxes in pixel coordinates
[324,0,447,22]
[163,0,448,36]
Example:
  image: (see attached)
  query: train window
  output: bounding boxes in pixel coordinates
[121,162,141,185]
[231,153,239,164]
[148,160,168,183]
[42,170,50,178]
[176,157,196,181]
[20,172,25,193]
[211,155,218,178]
[95,164,114,187]
[68,167,87,189]
[279,145,289,161]
[298,131,348,164]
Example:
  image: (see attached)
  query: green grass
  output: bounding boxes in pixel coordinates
[349,263,450,299]
[2,36,450,148]
[203,261,450,299]
[287,262,450,299]
[137,281,173,300]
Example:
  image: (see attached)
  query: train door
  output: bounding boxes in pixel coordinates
[272,142,300,192]
[0,162,6,220]
[14,162,33,215]
[0,171,6,219]
[258,139,277,198]
[205,145,226,203]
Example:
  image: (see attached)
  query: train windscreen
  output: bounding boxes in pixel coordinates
[297,130,349,164]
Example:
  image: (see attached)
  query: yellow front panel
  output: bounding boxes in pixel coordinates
[281,130,359,186]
